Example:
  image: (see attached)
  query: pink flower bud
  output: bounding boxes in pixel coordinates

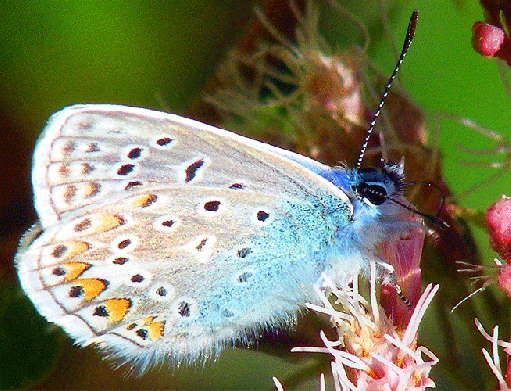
[472,21,505,57]
[486,195,511,261]
[497,264,511,298]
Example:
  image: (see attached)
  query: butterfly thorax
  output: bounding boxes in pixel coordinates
[317,164,412,283]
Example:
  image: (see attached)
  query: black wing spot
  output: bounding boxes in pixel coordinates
[237,247,253,258]
[238,271,253,283]
[185,159,204,183]
[113,257,128,265]
[125,181,142,190]
[136,329,148,340]
[127,147,143,159]
[117,239,132,250]
[68,285,84,298]
[156,137,173,146]
[74,218,91,232]
[178,301,190,317]
[117,164,135,176]
[156,286,167,296]
[196,238,208,251]
[52,245,67,258]
[52,267,66,276]
[81,163,95,174]
[256,210,270,222]
[161,220,175,228]
[63,141,76,154]
[86,142,99,152]
[93,305,108,317]
[131,274,144,283]
[204,200,221,212]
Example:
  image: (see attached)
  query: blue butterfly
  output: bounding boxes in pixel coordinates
[15,10,421,372]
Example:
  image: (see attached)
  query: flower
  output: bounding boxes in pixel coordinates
[277,270,438,390]
[475,318,511,390]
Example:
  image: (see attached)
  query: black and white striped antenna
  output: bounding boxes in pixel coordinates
[356,10,419,168]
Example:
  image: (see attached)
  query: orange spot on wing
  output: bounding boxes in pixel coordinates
[64,262,90,281]
[104,298,131,322]
[95,213,124,232]
[131,194,157,208]
[65,241,90,259]
[83,182,100,198]
[76,278,107,300]
[141,316,154,325]
[148,321,164,340]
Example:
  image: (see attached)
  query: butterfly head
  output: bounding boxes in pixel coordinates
[351,164,404,207]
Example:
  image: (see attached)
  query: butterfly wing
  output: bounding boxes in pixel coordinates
[31,104,350,227]
[17,105,359,369]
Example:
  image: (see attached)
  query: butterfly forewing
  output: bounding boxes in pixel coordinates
[32,105,350,227]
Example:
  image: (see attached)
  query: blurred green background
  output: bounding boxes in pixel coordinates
[0,0,510,389]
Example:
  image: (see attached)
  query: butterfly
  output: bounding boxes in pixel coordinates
[15,11,421,374]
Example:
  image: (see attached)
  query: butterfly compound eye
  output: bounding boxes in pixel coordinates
[354,182,387,205]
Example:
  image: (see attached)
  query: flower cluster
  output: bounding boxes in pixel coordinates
[274,271,438,390]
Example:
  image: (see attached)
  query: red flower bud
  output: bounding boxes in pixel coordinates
[472,21,505,57]
[486,195,511,261]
